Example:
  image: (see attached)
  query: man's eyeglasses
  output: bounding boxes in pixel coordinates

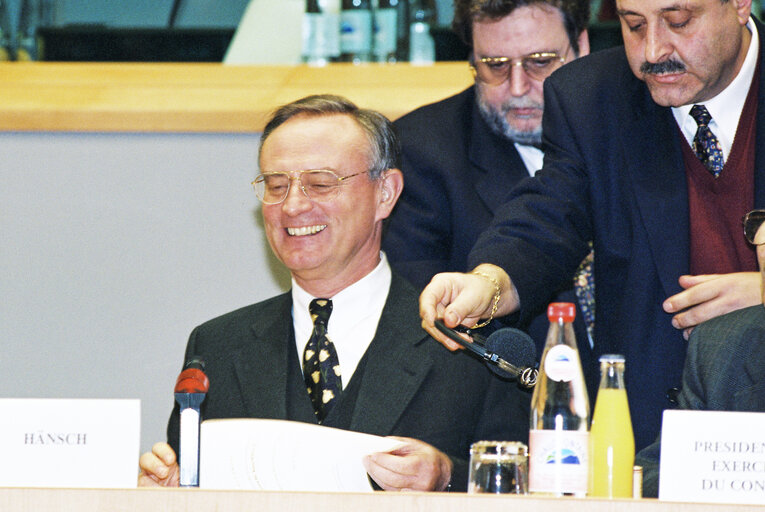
[252,169,367,204]
[470,49,568,85]
[743,209,765,245]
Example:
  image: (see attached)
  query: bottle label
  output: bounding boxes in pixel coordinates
[529,429,589,494]
[543,345,578,382]
[340,10,372,54]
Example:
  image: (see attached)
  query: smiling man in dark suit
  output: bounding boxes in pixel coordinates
[138,95,530,492]
[421,0,764,452]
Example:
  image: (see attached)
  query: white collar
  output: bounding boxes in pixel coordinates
[672,17,759,159]
[291,252,392,383]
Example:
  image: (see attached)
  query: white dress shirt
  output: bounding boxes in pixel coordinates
[515,142,545,177]
[291,252,392,385]
[672,17,759,162]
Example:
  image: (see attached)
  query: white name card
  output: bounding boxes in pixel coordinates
[659,409,765,505]
[0,398,140,488]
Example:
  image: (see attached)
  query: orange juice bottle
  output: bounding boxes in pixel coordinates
[588,354,634,497]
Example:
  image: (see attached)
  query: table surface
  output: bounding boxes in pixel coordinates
[1,487,763,512]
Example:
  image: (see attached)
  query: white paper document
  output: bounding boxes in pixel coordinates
[659,409,765,505]
[0,398,140,488]
[200,418,405,491]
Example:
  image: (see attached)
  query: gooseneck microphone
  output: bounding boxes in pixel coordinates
[434,320,538,388]
[174,356,209,487]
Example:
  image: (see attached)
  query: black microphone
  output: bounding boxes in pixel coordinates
[434,320,538,388]
[174,356,209,488]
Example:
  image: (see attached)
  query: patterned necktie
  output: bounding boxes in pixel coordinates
[303,298,342,423]
[689,104,724,177]
[573,243,595,348]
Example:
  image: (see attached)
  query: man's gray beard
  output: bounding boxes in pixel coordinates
[475,84,543,146]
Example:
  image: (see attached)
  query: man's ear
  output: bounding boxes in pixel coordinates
[376,168,404,220]
[577,29,590,58]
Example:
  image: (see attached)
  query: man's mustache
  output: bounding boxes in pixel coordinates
[640,59,686,75]
[500,98,544,112]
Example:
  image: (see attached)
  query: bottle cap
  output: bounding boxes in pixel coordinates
[599,354,625,364]
[547,302,576,322]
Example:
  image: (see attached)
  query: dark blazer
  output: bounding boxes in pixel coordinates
[635,305,765,497]
[384,87,596,399]
[384,86,530,284]
[469,21,765,452]
[167,273,531,491]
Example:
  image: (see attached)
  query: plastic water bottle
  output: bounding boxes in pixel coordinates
[408,0,434,64]
[16,0,41,61]
[373,0,398,62]
[0,0,13,61]
[340,0,373,63]
[528,302,590,496]
[302,0,341,65]
[589,354,634,498]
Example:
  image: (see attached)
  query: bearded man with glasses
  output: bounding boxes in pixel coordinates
[383,0,597,397]
[138,95,531,491]
[636,209,765,497]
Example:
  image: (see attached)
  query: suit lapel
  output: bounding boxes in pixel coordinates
[233,293,293,419]
[468,91,531,213]
[350,275,434,435]
[622,78,689,297]
[754,17,765,209]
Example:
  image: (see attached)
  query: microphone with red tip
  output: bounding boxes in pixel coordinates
[174,356,209,487]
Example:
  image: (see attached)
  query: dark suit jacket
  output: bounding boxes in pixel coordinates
[383,87,596,400]
[470,21,765,451]
[635,305,765,497]
[167,273,531,491]
[384,86,530,284]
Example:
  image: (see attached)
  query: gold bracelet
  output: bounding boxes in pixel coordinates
[471,271,501,329]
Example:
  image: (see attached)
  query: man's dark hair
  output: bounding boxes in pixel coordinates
[259,94,400,179]
[452,0,590,56]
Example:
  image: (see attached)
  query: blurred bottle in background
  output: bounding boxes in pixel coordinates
[17,0,55,61]
[373,0,398,62]
[588,354,634,498]
[528,303,590,497]
[0,0,14,60]
[302,0,341,65]
[394,0,408,62]
[408,0,434,64]
[16,0,41,60]
[340,0,373,63]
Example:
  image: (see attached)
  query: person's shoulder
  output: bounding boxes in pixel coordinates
[547,46,633,93]
[394,87,473,131]
[693,305,765,346]
[192,292,290,337]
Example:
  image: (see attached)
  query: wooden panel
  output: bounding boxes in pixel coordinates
[0,62,473,133]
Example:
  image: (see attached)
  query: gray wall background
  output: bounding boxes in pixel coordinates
[0,131,292,457]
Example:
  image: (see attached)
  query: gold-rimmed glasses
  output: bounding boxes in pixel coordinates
[470,48,568,85]
[744,209,765,246]
[252,169,367,204]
